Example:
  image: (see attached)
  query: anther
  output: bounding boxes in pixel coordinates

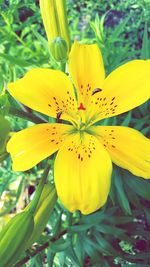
[92,88,102,95]
[57,111,63,120]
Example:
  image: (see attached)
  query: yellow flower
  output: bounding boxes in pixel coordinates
[7,42,150,215]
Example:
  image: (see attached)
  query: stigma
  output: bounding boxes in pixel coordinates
[78,103,86,110]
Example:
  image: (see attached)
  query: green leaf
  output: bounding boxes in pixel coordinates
[66,244,82,267]
[34,254,44,267]
[90,12,108,46]
[0,53,31,67]
[141,22,150,59]
[47,250,55,267]
[121,111,132,126]
[74,235,85,265]
[103,260,111,267]
[94,232,118,256]
[0,94,10,116]
[0,116,11,154]
[125,185,142,208]
[109,215,133,225]
[125,252,150,260]
[69,224,94,232]
[126,175,150,201]
[49,237,71,252]
[52,212,62,236]
[81,236,102,263]
[81,209,106,225]
[58,252,66,267]
[111,14,131,39]
[109,179,116,205]
[144,208,150,225]
[113,168,132,215]
[0,151,8,162]
[0,73,4,94]
[31,28,50,54]
[123,264,150,267]
[95,224,126,237]
[15,176,25,204]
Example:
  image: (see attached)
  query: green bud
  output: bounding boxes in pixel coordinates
[0,116,11,155]
[0,165,51,266]
[25,183,57,248]
[0,211,34,267]
[40,0,70,62]
[50,37,68,62]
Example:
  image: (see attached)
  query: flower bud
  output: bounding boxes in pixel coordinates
[0,211,34,267]
[40,0,70,62]
[50,37,68,62]
[25,183,57,248]
[0,166,52,266]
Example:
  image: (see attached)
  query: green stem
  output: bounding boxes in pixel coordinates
[29,163,51,214]
[60,61,66,72]
[9,107,47,124]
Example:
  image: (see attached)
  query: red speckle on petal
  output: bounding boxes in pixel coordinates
[78,103,86,110]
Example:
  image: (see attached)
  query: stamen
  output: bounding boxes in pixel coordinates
[92,88,102,95]
[57,111,63,120]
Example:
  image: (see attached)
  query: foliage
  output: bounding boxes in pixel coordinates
[0,0,150,266]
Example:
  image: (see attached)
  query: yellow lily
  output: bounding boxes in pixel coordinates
[7,42,150,215]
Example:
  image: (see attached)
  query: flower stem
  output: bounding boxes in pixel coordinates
[9,107,47,124]
[29,162,51,214]
[60,61,66,72]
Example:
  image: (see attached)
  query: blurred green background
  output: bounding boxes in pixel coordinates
[0,0,150,266]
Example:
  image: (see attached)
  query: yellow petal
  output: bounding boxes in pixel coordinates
[8,68,77,122]
[69,41,105,107]
[89,60,150,123]
[7,123,73,171]
[92,126,150,179]
[54,133,112,215]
